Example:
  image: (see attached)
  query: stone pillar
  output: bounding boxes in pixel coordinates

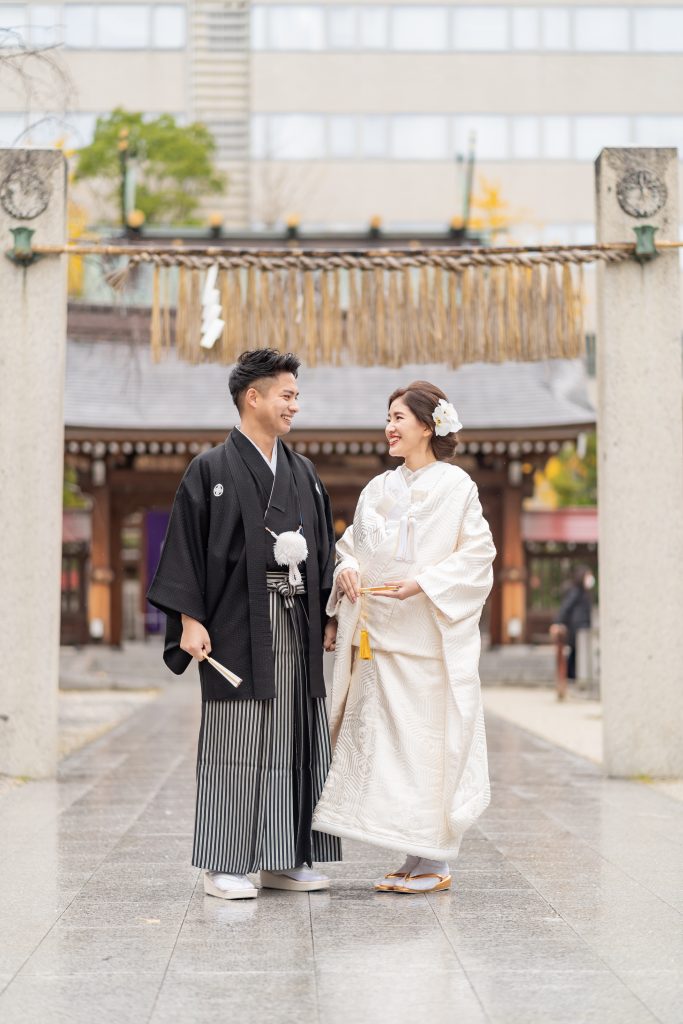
[0,150,68,778]
[596,148,683,777]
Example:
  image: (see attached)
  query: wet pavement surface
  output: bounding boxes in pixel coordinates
[0,679,681,1023]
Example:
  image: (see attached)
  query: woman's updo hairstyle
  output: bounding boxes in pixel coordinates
[388,380,459,461]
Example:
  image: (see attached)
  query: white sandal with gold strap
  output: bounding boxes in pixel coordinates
[394,872,452,894]
[374,870,411,892]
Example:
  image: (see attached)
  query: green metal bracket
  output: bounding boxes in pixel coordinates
[5,226,44,266]
[632,224,659,264]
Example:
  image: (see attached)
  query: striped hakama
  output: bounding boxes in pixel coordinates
[192,572,341,873]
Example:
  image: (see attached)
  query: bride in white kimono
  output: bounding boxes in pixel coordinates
[313,380,496,894]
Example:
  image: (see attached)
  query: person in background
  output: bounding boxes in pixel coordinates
[551,566,595,680]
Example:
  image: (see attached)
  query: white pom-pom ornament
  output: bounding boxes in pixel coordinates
[273,529,308,587]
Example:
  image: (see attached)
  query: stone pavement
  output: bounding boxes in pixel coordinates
[1,680,682,1024]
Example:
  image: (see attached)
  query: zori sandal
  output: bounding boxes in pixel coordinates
[395,873,452,894]
[374,871,411,892]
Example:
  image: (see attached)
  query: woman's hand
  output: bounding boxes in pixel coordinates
[323,618,338,652]
[372,579,423,602]
[180,614,212,659]
[337,568,361,604]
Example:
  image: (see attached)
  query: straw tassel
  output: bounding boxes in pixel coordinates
[320,271,333,365]
[150,264,162,364]
[303,271,318,365]
[387,272,402,367]
[126,247,589,369]
[505,264,521,361]
[573,265,585,358]
[283,268,300,351]
[445,270,459,367]
[374,268,386,365]
[331,269,342,364]
[174,265,187,358]
[161,266,172,355]
[401,269,417,364]
[358,271,373,366]
[493,266,506,362]
[188,269,202,363]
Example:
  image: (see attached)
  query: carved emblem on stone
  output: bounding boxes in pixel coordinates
[616,170,667,219]
[0,163,51,220]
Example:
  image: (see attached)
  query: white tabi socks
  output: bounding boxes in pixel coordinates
[260,865,330,892]
[375,856,451,893]
[203,871,258,900]
[402,858,451,891]
[374,854,419,890]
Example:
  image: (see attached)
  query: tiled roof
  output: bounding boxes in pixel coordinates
[64,339,595,432]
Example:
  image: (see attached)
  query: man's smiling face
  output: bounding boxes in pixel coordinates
[251,372,300,437]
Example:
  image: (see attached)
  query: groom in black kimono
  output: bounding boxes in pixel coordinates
[147,349,341,899]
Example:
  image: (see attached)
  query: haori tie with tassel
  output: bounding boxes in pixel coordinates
[266,526,308,588]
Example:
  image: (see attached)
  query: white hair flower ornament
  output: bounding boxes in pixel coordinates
[432,399,463,436]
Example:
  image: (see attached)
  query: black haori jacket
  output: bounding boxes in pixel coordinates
[146,430,335,701]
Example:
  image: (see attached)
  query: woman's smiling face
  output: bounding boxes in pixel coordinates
[385,397,433,461]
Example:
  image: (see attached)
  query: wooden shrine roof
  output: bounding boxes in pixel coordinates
[64,339,595,440]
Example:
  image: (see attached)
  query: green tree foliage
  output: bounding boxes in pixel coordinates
[63,465,89,509]
[545,433,597,507]
[74,108,226,225]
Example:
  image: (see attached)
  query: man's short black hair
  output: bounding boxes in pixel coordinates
[228,349,301,412]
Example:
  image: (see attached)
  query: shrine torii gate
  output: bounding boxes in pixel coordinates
[0,146,681,780]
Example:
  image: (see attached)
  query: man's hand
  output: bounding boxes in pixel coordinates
[180,614,212,660]
[337,568,361,603]
[371,579,422,602]
[323,618,338,653]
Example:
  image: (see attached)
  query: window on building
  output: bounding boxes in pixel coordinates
[454,116,507,160]
[360,115,389,157]
[543,224,572,244]
[574,8,629,51]
[63,112,99,146]
[391,115,449,159]
[574,116,631,160]
[328,115,357,157]
[634,116,683,152]
[328,6,356,49]
[251,114,268,158]
[64,4,96,47]
[392,6,448,51]
[98,5,150,48]
[268,5,324,50]
[511,7,539,49]
[29,5,61,45]
[0,5,27,45]
[359,6,388,48]
[152,5,185,47]
[21,114,66,146]
[574,223,596,245]
[634,8,683,52]
[269,114,326,158]
[453,6,508,51]
[541,8,570,50]
[251,5,267,49]
[541,116,571,158]
[511,116,539,158]
[0,113,27,146]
